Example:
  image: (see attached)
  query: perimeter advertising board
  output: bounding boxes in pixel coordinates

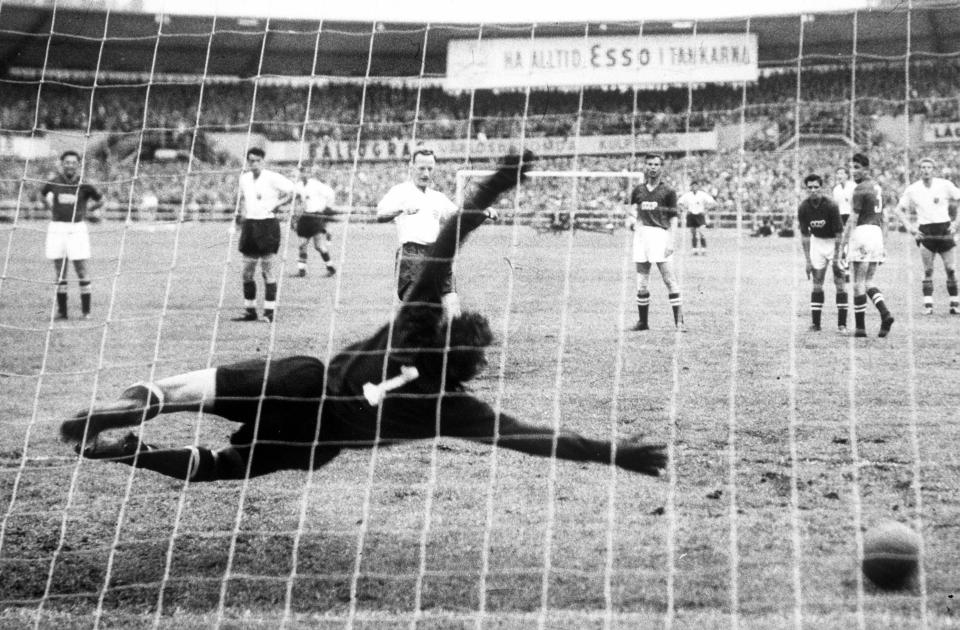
[446,34,758,91]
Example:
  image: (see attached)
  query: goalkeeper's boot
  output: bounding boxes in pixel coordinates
[61,382,164,443]
[77,432,148,462]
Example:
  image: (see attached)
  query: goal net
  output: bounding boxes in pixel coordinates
[1,3,958,628]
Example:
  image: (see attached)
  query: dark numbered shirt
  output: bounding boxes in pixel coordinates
[629,182,678,230]
[41,174,102,223]
[797,197,844,238]
[852,177,884,228]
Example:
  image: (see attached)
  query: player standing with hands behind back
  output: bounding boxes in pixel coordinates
[839,153,895,338]
[42,150,104,320]
[627,153,683,332]
[234,148,295,323]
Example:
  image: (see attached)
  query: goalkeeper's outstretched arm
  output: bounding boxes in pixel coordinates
[439,395,666,478]
[402,151,534,307]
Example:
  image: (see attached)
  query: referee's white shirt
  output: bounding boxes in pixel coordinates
[296,178,336,214]
[376,181,458,245]
[897,178,960,225]
[240,169,295,220]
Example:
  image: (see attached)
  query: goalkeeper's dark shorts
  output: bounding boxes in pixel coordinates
[239,218,281,257]
[212,356,339,476]
[918,221,956,254]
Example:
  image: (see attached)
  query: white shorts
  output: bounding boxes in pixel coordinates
[633,225,673,263]
[809,236,837,270]
[45,221,91,261]
[848,225,884,263]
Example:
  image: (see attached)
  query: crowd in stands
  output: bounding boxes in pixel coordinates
[4,58,960,226]
[3,59,960,148]
[4,146,960,230]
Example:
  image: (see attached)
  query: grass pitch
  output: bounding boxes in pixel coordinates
[1,220,959,629]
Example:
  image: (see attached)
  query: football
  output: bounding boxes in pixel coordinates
[862,521,921,589]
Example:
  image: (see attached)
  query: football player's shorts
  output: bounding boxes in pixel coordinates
[848,225,884,263]
[296,213,328,239]
[396,242,455,300]
[809,236,837,270]
[917,221,955,254]
[633,225,673,263]
[685,213,706,228]
[238,218,281,257]
[45,220,90,260]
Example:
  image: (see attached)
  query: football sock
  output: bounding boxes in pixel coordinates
[79,280,91,315]
[866,286,891,320]
[691,233,698,248]
[700,235,706,248]
[811,290,824,328]
[947,271,958,308]
[263,282,277,320]
[668,292,682,326]
[636,290,650,328]
[243,281,256,312]
[922,278,934,308]
[854,293,867,332]
[56,282,68,317]
[837,291,848,327]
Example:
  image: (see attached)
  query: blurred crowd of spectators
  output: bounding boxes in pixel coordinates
[3,60,960,147]
[4,146,960,228]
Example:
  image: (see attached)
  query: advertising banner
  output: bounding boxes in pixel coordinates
[446,33,758,91]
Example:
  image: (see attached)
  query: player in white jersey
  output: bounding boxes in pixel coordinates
[234,148,295,322]
[832,166,856,283]
[891,157,960,315]
[832,166,856,223]
[677,180,716,256]
[376,147,460,318]
[293,166,337,278]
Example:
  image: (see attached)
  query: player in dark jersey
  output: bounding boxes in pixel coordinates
[41,150,104,320]
[797,174,847,332]
[60,152,667,482]
[838,153,895,338]
[626,153,683,331]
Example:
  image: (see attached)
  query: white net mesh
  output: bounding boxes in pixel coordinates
[2,3,960,628]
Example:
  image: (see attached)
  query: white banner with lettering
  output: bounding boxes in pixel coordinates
[446,34,758,91]
[923,121,960,143]
[267,131,717,163]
